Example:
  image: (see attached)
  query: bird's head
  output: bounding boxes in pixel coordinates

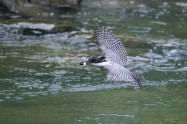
[79,54,106,66]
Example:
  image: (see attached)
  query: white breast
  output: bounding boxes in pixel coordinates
[91,61,111,67]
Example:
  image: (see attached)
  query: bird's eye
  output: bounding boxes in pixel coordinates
[89,58,94,62]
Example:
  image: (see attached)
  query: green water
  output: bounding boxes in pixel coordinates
[1,85,187,124]
[0,0,187,123]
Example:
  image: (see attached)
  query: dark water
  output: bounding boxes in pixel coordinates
[0,0,187,123]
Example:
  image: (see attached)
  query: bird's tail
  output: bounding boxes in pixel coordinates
[130,72,141,89]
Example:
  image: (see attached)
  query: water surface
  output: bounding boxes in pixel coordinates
[0,0,187,123]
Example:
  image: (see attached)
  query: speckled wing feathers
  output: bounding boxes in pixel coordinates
[95,26,127,65]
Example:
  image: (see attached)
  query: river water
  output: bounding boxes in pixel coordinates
[0,0,187,123]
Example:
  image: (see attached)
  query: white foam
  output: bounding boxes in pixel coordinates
[175,2,187,7]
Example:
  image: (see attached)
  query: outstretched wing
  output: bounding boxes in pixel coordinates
[95,26,127,66]
[106,65,141,89]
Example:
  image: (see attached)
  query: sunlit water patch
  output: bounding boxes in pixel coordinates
[0,22,187,102]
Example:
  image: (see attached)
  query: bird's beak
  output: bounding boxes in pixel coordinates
[79,61,89,66]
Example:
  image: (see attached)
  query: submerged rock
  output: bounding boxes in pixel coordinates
[14,22,55,31]
[0,0,81,17]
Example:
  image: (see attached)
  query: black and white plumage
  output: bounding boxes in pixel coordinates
[80,26,141,89]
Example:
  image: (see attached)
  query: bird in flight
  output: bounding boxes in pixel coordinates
[80,26,141,89]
